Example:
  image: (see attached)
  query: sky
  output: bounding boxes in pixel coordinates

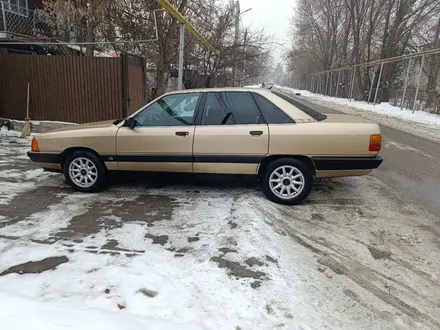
[232,0,294,65]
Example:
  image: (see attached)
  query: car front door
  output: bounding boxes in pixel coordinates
[116,92,201,172]
[193,92,269,174]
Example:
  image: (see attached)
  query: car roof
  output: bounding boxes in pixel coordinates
[163,87,315,122]
[164,87,268,94]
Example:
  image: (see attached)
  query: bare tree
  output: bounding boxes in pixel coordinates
[288,0,440,102]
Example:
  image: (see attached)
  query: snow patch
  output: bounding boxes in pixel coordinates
[0,292,203,330]
[0,126,20,137]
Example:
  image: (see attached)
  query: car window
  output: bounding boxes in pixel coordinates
[252,93,295,124]
[133,93,200,127]
[201,92,261,125]
[271,91,327,121]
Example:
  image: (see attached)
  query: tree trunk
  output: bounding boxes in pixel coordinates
[85,20,95,57]
[426,16,440,109]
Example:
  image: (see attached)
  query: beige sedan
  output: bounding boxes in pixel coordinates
[28,88,383,205]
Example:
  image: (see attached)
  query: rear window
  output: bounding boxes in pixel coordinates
[271,91,327,121]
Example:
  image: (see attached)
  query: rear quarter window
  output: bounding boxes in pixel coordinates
[252,93,295,124]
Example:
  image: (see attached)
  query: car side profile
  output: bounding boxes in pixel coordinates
[27,87,383,205]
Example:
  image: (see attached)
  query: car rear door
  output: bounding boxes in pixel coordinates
[115,92,201,172]
[193,91,269,174]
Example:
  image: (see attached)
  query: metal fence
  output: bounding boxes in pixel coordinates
[0,53,146,123]
[289,48,440,114]
[0,2,56,38]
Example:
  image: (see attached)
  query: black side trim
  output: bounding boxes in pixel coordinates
[312,156,383,170]
[193,155,264,164]
[100,154,193,163]
[43,168,63,173]
[27,151,60,164]
[100,154,265,164]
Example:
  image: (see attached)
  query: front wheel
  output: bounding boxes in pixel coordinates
[63,150,107,193]
[262,158,313,205]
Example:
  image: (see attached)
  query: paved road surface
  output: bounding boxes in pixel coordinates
[283,92,440,218]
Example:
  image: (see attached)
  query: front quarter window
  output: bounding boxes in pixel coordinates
[132,93,201,127]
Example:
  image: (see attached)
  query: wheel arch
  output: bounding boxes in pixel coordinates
[258,155,316,177]
[60,147,105,169]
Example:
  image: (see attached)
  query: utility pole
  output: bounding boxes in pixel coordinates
[243,29,248,86]
[232,0,240,87]
[178,23,185,90]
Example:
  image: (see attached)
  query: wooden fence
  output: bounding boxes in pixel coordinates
[0,53,146,123]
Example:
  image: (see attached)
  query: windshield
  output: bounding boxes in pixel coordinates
[271,91,327,121]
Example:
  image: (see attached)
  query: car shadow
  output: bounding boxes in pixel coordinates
[106,172,261,191]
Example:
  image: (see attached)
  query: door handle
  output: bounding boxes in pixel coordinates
[249,130,263,136]
[175,131,189,137]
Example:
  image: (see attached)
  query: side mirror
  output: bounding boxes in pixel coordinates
[125,117,136,129]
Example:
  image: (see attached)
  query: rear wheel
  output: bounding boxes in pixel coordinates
[63,150,107,192]
[262,158,313,205]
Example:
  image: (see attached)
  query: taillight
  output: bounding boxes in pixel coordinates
[31,138,39,152]
[369,134,382,152]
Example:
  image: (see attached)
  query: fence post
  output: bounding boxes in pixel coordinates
[314,75,317,93]
[335,69,341,98]
[121,53,129,117]
[141,57,147,104]
[33,10,36,33]
[413,55,425,113]
[329,71,334,96]
[1,2,7,32]
[373,61,384,105]
[401,58,411,110]
[367,67,375,104]
[324,72,329,96]
[349,68,356,101]
[317,75,320,94]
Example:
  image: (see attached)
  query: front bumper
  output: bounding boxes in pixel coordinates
[27,151,60,164]
[312,156,383,171]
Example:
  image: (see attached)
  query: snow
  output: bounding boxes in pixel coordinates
[244,84,262,88]
[0,292,202,330]
[67,44,117,58]
[0,191,311,329]
[1,179,438,329]
[0,126,20,137]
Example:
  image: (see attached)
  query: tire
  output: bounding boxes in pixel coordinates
[63,150,107,193]
[261,158,313,205]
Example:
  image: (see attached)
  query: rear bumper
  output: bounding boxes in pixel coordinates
[312,156,383,171]
[27,151,60,164]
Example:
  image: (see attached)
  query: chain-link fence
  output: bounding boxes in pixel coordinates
[0,2,55,38]
[290,49,440,114]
